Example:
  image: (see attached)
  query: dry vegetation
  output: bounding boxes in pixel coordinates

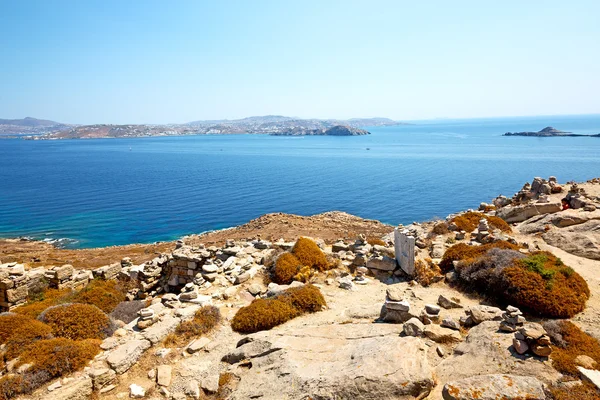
[164,306,222,346]
[272,237,334,284]
[40,303,111,340]
[231,284,326,334]
[72,279,126,313]
[450,211,512,233]
[448,244,589,318]
[414,258,443,287]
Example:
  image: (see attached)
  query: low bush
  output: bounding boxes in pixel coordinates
[291,237,329,271]
[431,222,450,235]
[544,321,600,378]
[439,240,520,272]
[176,305,221,339]
[450,212,511,233]
[40,303,111,340]
[0,314,53,360]
[18,338,100,379]
[454,249,589,318]
[110,299,147,323]
[72,279,126,313]
[14,288,73,319]
[273,253,302,284]
[0,375,23,400]
[548,381,600,400]
[231,284,325,334]
[415,258,442,287]
[502,252,589,318]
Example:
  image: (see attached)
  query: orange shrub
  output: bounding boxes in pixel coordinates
[549,382,600,400]
[14,288,73,319]
[176,305,221,339]
[231,284,326,334]
[439,240,520,272]
[451,212,512,233]
[431,222,450,235]
[367,237,387,246]
[40,303,110,340]
[0,375,23,400]
[547,321,600,378]
[503,252,589,318]
[231,298,298,334]
[73,279,126,313]
[0,314,52,360]
[291,237,329,271]
[273,253,302,284]
[18,338,100,378]
[415,258,442,287]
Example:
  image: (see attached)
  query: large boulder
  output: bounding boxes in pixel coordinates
[142,315,180,344]
[224,324,434,400]
[442,374,546,400]
[542,220,600,260]
[496,201,561,223]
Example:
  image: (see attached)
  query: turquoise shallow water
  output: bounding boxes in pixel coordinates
[1,114,599,248]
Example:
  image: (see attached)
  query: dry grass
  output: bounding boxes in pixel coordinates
[0,314,52,360]
[18,338,100,378]
[367,237,387,246]
[272,253,302,284]
[231,284,325,334]
[549,382,600,400]
[72,279,126,313]
[177,306,221,338]
[415,258,442,287]
[291,237,329,271]
[0,375,23,400]
[450,212,511,233]
[547,321,600,376]
[40,303,111,340]
[14,288,74,319]
[431,222,450,236]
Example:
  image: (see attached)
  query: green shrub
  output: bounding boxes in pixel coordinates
[273,253,302,284]
[231,284,325,334]
[72,279,126,313]
[40,303,111,340]
[291,237,329,271]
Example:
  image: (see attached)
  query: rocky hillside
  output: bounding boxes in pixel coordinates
[1,178,600,400]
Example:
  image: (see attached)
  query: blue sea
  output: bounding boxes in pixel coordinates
[1,115,599,249]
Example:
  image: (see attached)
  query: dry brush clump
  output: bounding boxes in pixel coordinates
[110,299,147,323]
[72,279,126,313]
[176,305,222,339]
[231,284,326,334]
[39,303,111,340]
[544,320,600,399]
[451,246,589,318]
[14,288,74,319]
[451,211,512,233]
[0,314,52,361]
[439,240,520,272]
[272,237,333,284]
[414,258,442,287]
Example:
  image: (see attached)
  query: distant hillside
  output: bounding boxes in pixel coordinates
[0,117,69,136]
[504,126,599,137]
[271,125,370,136]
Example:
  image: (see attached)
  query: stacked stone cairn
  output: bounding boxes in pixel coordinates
[499,305,525,332]
[136,307,158,329]
[512,323,552,357]
[566,182,597,211]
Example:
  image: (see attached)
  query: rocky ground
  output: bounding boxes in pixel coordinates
[2,177,600,400]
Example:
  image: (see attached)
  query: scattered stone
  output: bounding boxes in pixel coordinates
[423,324,462,343]
[578,367,600,390]
[107,339,152,374]
[403,318,425,337]
[465,305,503,325]
[187,337,211,354]
[184,379,201,399]
[438,295,462,309]
[436,346,445,357]
[129,383,145,398]
[48,381,63,392]
[156,365,172,387]
[441,317,460,331]
[424,304,441,315]
[575,354,598,369]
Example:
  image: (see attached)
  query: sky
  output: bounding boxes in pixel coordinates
[1,1,599,124]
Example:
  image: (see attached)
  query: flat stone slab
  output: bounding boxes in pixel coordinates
[107,339,151,374]
[442,374,546,400]
[142,315,180,344]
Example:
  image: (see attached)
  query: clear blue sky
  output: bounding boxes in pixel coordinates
[1,1,599,124]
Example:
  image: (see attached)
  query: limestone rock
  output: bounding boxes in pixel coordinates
[438,294,462,309]
[129,383,145,398]
[578,367,600,390]
[466,305,503,325]
[403,317,425,337]
[496,200,561,223]
[142,315,180,344]
[226,324,434,400]
[442,374,546,400]
[575,354,597,369]
[107,339,151,374]
[187,337,211,354]
[49,377,93,400]
[423,324,462,343]
[366,256,397,271]
[156,365,172,387]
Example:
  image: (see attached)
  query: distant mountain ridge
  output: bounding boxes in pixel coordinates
[1,115,407,139]
[504,126,600,137]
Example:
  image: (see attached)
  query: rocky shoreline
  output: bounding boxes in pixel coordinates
[1,177,600,400]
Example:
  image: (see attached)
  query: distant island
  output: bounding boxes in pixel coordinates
[0,115,407,139]
[504,126,600,137]
[270,125,370,136]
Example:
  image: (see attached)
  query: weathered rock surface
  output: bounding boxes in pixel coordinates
[106,339,151,374]
[497,200,561,223]
[142,315,180,344]
[225,324,434,400]
[542,220,600,260]
[442,374,546,400]
[49,377,93,400]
